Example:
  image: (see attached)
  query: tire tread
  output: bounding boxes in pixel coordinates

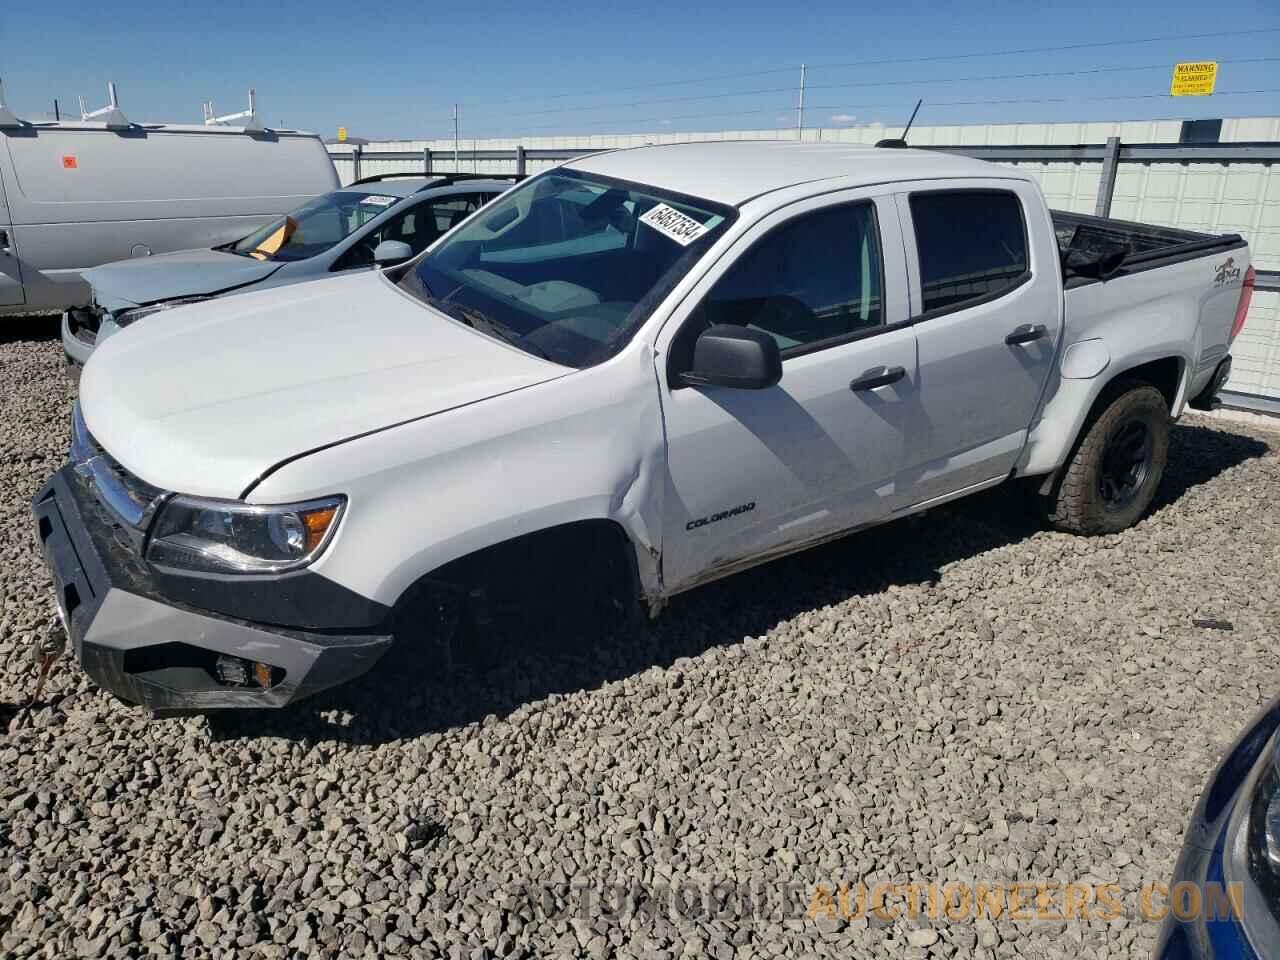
[1048,380,1169,535]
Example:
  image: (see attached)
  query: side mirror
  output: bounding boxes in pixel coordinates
[372,240,413,266]
[682,324,782,390]
[1062,243,1127,282]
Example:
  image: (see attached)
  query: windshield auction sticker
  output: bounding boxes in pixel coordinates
[360,195,398,207]
[640,203,708,246]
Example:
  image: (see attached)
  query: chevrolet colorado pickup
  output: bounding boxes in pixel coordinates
[32,141,1255,713]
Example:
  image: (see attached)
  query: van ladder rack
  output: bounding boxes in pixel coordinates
[79,82,129,129]
[0,78,20,128]
[203,89,265,133]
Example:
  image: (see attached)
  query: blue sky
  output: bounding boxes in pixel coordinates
[1,1,1278,140]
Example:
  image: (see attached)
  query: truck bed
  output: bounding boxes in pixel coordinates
[1052,210,1246,284]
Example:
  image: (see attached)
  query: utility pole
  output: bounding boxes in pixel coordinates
[453,104,459,171]
[796,63,806,141]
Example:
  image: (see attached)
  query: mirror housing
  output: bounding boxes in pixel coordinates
[682,324,782,390]
[373,240,413,266]
[1062,243,1127,282]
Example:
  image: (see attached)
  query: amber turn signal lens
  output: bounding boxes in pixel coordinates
[301,506,339,552]
[254,661,273,690]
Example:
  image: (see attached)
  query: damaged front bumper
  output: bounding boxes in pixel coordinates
[31,466,393,714]
[61,307,101,368]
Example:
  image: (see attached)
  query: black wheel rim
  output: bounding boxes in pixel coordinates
[1099,417,1153,512]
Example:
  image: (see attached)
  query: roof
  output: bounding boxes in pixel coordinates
[342,179,429,198]
[341,176,521,198]
[565,140,1018,206]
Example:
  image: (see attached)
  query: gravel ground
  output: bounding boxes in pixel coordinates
[2,318,1279,959]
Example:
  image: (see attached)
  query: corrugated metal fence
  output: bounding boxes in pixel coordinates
[330,118,1280,409]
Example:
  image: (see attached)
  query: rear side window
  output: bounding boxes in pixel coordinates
[693,202,884,355]
[910,191,1028,315]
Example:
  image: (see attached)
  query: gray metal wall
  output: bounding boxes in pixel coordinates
[332,116,1280,405]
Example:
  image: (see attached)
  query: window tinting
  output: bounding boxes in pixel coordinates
[910,191,1028,314]
[427,195,485,236]
[695,203,884,354]
[337,194,486,270]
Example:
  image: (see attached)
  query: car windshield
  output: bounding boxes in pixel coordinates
[399,170,734,367]
[231,189,403,262]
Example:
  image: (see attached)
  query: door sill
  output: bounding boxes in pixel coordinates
[894,474,1009,517]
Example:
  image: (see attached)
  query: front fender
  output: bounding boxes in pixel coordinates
[249,343,667,609]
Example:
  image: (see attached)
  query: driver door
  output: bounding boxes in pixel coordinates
[656,190,920,593]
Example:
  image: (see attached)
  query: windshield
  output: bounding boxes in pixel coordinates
[231,189,403,261]
[400,170,735,367]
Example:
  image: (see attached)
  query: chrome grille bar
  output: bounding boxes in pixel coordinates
[70,403,168,542]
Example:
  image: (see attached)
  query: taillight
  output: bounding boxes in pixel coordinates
[1232,265,1256,342]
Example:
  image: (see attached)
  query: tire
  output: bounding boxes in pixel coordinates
[1048,381,1170,535]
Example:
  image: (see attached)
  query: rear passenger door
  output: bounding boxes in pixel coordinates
[657,191,919,591]
[898,184,1062,504]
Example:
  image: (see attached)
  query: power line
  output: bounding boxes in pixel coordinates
[814,29,1280,72]
[472,57,1279,123]
[500,88,1280,136]
[809,57,1279,94]
[457,27,1280,112]
[925,87,1280,108]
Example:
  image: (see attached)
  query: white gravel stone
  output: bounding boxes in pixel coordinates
[1,322,1278,959]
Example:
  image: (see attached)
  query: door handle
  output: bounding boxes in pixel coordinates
[850,365,906,392]
[0,230,9,254]
[1005,323,1047,345]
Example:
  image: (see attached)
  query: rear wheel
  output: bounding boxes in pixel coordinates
[1048,382,1170,535]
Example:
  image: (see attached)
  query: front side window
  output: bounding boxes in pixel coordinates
[910,190,1029,314]
[336,193,487,270]
[401,171,734,367]
[427,195,485,233]
[687,202,884,356]
[230,189,405,262]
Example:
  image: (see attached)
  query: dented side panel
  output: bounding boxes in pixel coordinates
[1017,247,1250,478]
[250,344,670,608]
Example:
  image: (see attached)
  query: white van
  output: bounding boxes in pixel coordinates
[0,119,337,313]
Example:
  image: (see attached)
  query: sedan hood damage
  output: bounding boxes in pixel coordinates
[84,248,285,312]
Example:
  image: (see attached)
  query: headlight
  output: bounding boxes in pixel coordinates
[1245,740,1280,922]
[115,296,209,328]
[146,495,345,574]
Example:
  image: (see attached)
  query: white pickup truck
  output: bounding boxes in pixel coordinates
[32,141,1255,713]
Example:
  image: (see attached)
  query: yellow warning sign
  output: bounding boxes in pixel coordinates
[337,126,348,142]
[1171,62,1217,96]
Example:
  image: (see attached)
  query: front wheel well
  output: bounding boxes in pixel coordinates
[392,519,644,643]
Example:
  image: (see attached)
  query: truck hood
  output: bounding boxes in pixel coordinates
[79,272,566,499]
[84,248,284,311]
